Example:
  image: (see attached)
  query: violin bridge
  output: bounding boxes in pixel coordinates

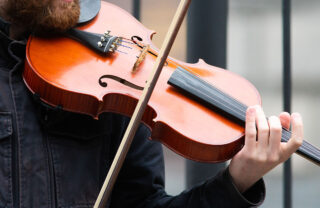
[132,44,150,73]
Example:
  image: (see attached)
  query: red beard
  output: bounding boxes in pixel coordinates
[3,0,80,35]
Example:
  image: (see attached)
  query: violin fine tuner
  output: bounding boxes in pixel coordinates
[97,30,122,53]
[66,28,122,54]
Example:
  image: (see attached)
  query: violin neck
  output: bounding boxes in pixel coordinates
[282,129,320,166]
[168,67,320,166]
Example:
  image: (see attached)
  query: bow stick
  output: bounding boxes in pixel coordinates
[94,0,192,207]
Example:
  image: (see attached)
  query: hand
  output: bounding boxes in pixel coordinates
[229,105,303,193]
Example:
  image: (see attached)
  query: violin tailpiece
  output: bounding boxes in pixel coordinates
[66,28,121,54]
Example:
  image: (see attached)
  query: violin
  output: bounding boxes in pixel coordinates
[23,1,320,165]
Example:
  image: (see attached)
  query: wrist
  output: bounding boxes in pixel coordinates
[228,165,259,193]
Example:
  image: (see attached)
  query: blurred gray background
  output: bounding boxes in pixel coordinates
[106,0,320,207]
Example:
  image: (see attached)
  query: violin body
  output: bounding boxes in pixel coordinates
[24,1,262,162]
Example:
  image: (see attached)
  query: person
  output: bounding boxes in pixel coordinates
[0,0,304,207]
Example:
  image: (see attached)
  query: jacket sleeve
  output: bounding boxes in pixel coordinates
[110,123,265,208]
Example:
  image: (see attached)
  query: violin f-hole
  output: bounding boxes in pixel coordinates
[98,74,144,90]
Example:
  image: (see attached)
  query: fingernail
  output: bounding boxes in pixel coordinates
[247,107,255,115]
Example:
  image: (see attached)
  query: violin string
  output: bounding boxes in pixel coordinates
[304,142,320,156]
[284,132,320,159]
[282,130,317,157]
[205,81,248,116]
[275,118,319,158]
[120,40,135,45]
[299,143,320,159]
[182,71,247,121]
[116,44,132,49]
[115,38,140,50]
[115,49,128,54]
[297,142,320,160]
[205,80,247,120]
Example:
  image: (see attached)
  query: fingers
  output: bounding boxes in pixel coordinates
[255,106,269,150]
[244,106,303,161]
[235,107,304,190]
[283,113,303,158]
[279,112,291,129]
[268,116,282,157]
[291,113,303,142]
[245,105,270,151]
[244,106,256,151]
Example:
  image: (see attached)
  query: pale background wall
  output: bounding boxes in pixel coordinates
[105,0,320,207]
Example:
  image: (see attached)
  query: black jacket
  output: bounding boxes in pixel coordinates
[0,18,265,208]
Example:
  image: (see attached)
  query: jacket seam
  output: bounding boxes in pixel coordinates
[43,127,57,208]
[8,67,21,208]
